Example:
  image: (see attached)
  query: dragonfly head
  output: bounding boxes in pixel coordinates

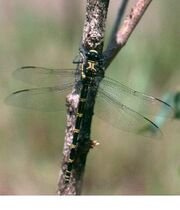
[86,50,101,61]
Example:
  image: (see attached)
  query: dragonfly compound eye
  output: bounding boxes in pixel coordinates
[88,50,100,61]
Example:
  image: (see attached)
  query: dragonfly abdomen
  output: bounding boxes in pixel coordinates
[64,84,88,184]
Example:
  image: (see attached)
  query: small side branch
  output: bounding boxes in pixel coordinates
[107,0,129,51]
[104,0,153,69]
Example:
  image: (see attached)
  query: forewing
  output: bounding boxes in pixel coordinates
[13,66,76,86]
[100,77,173,117]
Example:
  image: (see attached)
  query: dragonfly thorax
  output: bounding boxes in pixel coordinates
[81,49,104,81]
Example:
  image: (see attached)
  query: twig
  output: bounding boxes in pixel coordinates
[57,0,110,195]
[104,0,153,69]
[106,0,129,51]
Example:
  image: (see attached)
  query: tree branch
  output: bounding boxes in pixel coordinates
[57,0,153,195]
[104,0,153,69]
[57,0,110,195]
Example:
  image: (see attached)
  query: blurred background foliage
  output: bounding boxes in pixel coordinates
[0,0,179,195]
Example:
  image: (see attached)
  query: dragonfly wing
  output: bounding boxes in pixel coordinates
[5,83,73,111]
[99,77,173,117]
[95,87,162,137]
[13,66,77,86]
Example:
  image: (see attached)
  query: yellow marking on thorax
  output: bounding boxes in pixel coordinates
[79,63,86,79]
[87,61,96,71]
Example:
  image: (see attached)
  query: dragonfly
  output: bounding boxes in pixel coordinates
[6,48,173,184]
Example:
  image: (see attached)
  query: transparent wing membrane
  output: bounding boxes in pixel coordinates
[7,66,173,135]
[5,84,73,111]
[100,77,173,117]
[13,66,76,86]
[95,89,162,137]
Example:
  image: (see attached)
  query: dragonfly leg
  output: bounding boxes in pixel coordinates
[90,140,100,149]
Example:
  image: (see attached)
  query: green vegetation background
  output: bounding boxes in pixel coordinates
[0,0,179,194]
